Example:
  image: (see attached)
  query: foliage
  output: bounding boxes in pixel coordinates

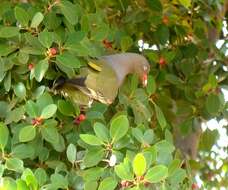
[0,0,227,189]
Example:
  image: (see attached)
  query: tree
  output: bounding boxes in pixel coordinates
[0,0,227,189]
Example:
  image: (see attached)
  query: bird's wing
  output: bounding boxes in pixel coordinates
[58,83,93,107]
[85,58,119,104]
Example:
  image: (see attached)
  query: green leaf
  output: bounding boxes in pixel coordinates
[85,181,98,190]
[0,101,8,118]
[98,177,118,190]
[83,148,105,167]
[66,143,76,164]
[34,59,49,82]
[50,173,68,189]
[199,129,219,151]
[143,129,154,145]
[33,86,45,99]
[58,100,75,116]
[34,168,47,186]
[11,144,34,159]
[110,115,129,143]
[155,140,175,153]
[155,25,169,45]
[16,179,29,190]
[179,0,191,8]
[205,94,221,115]
[80,134,103,146]
[146,75,156,95]
[14,82,26,99]
[169,168,186,184]
[31,12,44,28]
[40,104,57,119]
[1,178,17,190]
[130,74,139,93]
[19,125,36,142]
[82,167,104,181]
[154,104,166,129]
[121,36,133,52]
[168,159,181,176]
[133,153,147,176]
[56,53,81,69]
[114,162,134,180]
[145,165,168,183]
[0,27,19,38]
[41,126,59,144]
[91,24,109,41]
[132,128,144,143]
[6,158,24,172]
[5,106,25,124]
[59,0,78,25]
[4,72,11,92]
[146,0,163,12]
[25,100,38,118]
[93,122,110,143]
[21,169,38,190]
[14,6,29,27]
[37,92,53,112]
[0,122,9,149]
[38,31,54,48]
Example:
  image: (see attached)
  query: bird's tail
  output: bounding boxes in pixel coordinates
[53,76,86,89]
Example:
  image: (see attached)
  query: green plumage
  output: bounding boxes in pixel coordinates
[54,53,150,107]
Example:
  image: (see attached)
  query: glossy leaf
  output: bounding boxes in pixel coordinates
[110,115,129,143]
[145,165,168,183]
[14,82,26,99]
[133,153,147,176]
[34,59,49,82]
[14,6,29,27]
[40,104,57,119]
[19,125,36,142]
[98,177,117,190]
[31,12,44,28]
[66,143,76,164]
[59,0,78,25]
[34,168,47,186]
[93,122,110,143]
[38,31,54,48]
[58,100,75,116]
[56,53,81,69]
[205,94,221,115]
[6,158,24,172]
[154,104,167,129]
[0,122,9,149]
[0,27,19,38]
[80,134,103,146]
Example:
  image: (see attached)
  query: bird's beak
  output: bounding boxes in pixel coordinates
[142,73,148,87]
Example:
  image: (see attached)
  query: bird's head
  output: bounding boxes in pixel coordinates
[133,56,150,87]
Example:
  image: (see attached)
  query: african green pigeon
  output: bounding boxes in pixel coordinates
[54,53,150,106]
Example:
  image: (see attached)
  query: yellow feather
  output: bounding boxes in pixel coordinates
[87,61,102,72]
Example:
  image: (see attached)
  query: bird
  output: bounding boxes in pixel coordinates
[53,53,150,107]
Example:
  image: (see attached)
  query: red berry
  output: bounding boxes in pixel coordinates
[74,114,86,125]
[159,57,166,66]
[74,118,81,125]
[191,183,199,190]
[78,114,86,121]
[162,15,169,25]
[28,63,34,70]
[49,47,58,56]
[102,39,113,49]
